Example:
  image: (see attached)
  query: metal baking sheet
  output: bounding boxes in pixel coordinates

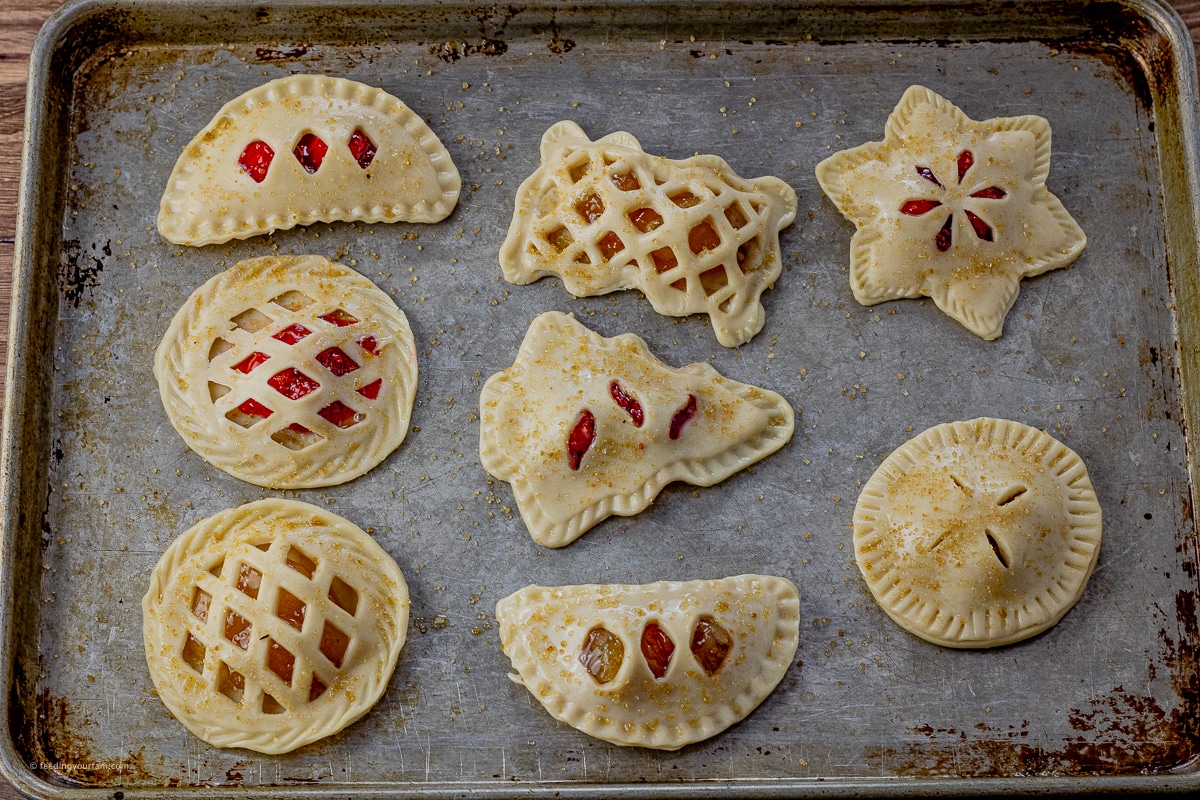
[4,0,1200,796]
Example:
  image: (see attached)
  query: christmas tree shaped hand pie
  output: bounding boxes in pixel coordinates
[478,312,794,547]
[816,85,1086,340]
[500,121,797,347]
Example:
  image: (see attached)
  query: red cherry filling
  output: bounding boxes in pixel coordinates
[935,214,954,252]
[965,209,994,242]
[915,165,942,187]
[318,400,361,429]
[357,335,379,354]
[272,324,312,345]
[971,186,1007,200]
[957,149,974,183]
[610,381,643,427]
[320,309,359,327]
[900,199,942,216]
[567,409,596,470]
[316,347,360,376]
[268,367,320,400]
[238,140,274,183]
[668,394,698,440]
[237,398,273,419]
[356,379,382,400]
[640,622,675,679]
[293,133,328,174]
[231,351,270,374]
[348,128,376,169]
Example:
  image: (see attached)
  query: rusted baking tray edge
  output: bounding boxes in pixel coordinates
[4,0,1200,797]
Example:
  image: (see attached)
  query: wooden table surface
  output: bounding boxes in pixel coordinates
[2,0,1200,796]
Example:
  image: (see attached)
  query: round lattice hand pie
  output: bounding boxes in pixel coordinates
[142,499,409,754]
[158,74,460,246]
[853,418,1102,648]
[155,255,417,488]
[500,121,797,347]
[496,575,800,750]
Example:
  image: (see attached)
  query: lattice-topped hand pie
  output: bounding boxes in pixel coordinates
[142,499,409,754]
[155,255,417,488]
[853,418,1102,648]
[500,121,797,347]
[479,312,794,547]
[815,85,1086,340]
[158,74,460,246]
[496,575,800,750]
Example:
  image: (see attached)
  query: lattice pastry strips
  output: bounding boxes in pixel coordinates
[479,312,794,547]
[158,74,460,246]
[815,85,1086,340]
[155,255,417,488]
[500,121,797,347]
[853,418,1102,648]
[142,500,409,754]
[496,576,800,750]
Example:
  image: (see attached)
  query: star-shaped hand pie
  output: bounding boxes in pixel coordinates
[479,312,794,547]
[815,85,1086,340]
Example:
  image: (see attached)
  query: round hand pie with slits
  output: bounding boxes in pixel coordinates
[142,499,409,754]
[500,121,797,347]
[496,575,799,750]
[158,74,460,246]
[155,255,417,488]
[853,418,1102,648]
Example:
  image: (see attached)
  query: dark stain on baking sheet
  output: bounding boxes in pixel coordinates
[430,38,509,62]
[865,594,1200,776]
[57,239,106,308]
[255,44,311,61]
[27,689,154,786]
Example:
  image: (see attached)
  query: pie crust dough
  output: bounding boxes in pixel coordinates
[142,499,409,754]
[496,575,800,750]
[479,311,795,547]
[815,85,1086,340]
[853,418,1102,648]
[155,255,417,488]
[499,121,797,347]
[158,74,460,246]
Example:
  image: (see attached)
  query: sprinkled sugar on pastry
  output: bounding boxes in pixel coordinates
[496,575,800,749]
[142,499,409,754]
[500,121,797,347]
[853,418,1102,648]
[155,255,417,488]
[158,74,460,246]
[478,311,794,547]
[815,85,1086,340]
